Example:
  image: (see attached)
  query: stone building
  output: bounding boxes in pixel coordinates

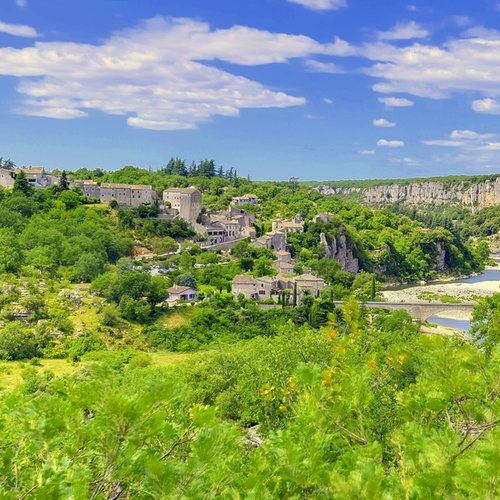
[231,272,327,305]
[99,183,156,208]
[167,285,197,302]
[232,193,259,205]
[271,216,304,234]
[196,207,256,246]
[78,180,100,200]
[0,166,59,190]
[232,274,258,300]
[273,250,295,274]
[163,187,202,224]
[252,231,287,251]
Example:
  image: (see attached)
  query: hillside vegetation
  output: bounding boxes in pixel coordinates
[0,164,498,496]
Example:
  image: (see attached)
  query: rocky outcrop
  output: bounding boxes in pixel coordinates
[320,226,359,273]
[316,177,500,209]
[432,241,447,272]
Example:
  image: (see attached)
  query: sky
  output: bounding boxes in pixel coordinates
[2,1,500,180]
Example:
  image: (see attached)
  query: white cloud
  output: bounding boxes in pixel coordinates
[376,139,405,148]
[450,129,494,140]
[373,118,395,127]
[472,98,500,114]
[407,5,417,12]
[363,29,500,100]
[15,0,27,6]
[378,97,414,107]
[0,17,344,129]
[287,0,347,11]
[323,97,333,104]
[305,59,343,73]
[358,149,375,155]
[480,142,500,150]
[423,129,498,150]
[422,139,464,147]
[393,156,420,165]
[378,21,428,41]
[0,20,37,37]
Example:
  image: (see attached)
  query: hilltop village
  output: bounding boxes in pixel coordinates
[0,164,330,305]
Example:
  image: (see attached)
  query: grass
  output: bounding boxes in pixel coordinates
[0,350,197,391]
[154,310,191,328]
[0,358,79,390]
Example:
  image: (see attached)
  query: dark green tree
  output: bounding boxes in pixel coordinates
[13,171,34,197]
[59,170,70,190]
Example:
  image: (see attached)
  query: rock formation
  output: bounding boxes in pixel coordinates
[316,177,500,209]
[319,226,359,273]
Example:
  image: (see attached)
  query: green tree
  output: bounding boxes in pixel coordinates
[177,273,197,289]
[470,293,500,354]
[13,170,34,197]
[59,170,70,190]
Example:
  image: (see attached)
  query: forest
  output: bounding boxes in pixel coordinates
[0,164,498,497]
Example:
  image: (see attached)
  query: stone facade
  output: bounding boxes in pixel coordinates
[163,188,202,224]
[231,272,327,305]
[271,216,304,234]
[252,231,287,251]
[232,274,258,300]
[99,183,156,208]
[197,207,256,246]
[0,166,59,190]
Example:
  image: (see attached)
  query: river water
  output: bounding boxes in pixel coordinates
[426,265,500,333]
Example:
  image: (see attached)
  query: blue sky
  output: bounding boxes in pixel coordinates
[2,0,500,180]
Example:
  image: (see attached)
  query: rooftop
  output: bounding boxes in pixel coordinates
[295,274,324,282]
[232,274,257,284]
[163,187,200,194]
[168,285,195,294]
[101,183,153,190]
[16,167,44,174]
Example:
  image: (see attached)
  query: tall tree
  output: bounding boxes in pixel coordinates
[198,159,216,178]
[13,170,34,197]
[59,170,70,190]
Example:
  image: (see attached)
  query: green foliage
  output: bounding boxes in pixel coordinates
[13,170,34,197]
[0,311,497,497]
[470,293,500,354]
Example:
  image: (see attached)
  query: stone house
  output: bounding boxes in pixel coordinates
[272,217,304,234]
[255,276,278,300]
[167,285,197,302]
[99,183,157,208]
[232,274,257,300]
[232,193,259,205]
[78,180,100,200]
[163,187,202,224]
[197,207,256,245]
[252,231,287,251]
[0,166,59,190]
[293,274,327,300]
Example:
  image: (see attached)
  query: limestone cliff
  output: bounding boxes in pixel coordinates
[319,226,359,273]
[316,176,500,209]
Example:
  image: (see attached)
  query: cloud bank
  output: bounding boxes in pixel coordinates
[0,17,342,130]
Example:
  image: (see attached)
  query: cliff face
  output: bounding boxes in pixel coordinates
[317,177,500,208]
[319,226,359,273]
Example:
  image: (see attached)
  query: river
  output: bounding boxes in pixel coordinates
[383,262,500,335]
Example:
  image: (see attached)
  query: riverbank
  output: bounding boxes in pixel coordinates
[382,263,500,322]
[420,323,468,339]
